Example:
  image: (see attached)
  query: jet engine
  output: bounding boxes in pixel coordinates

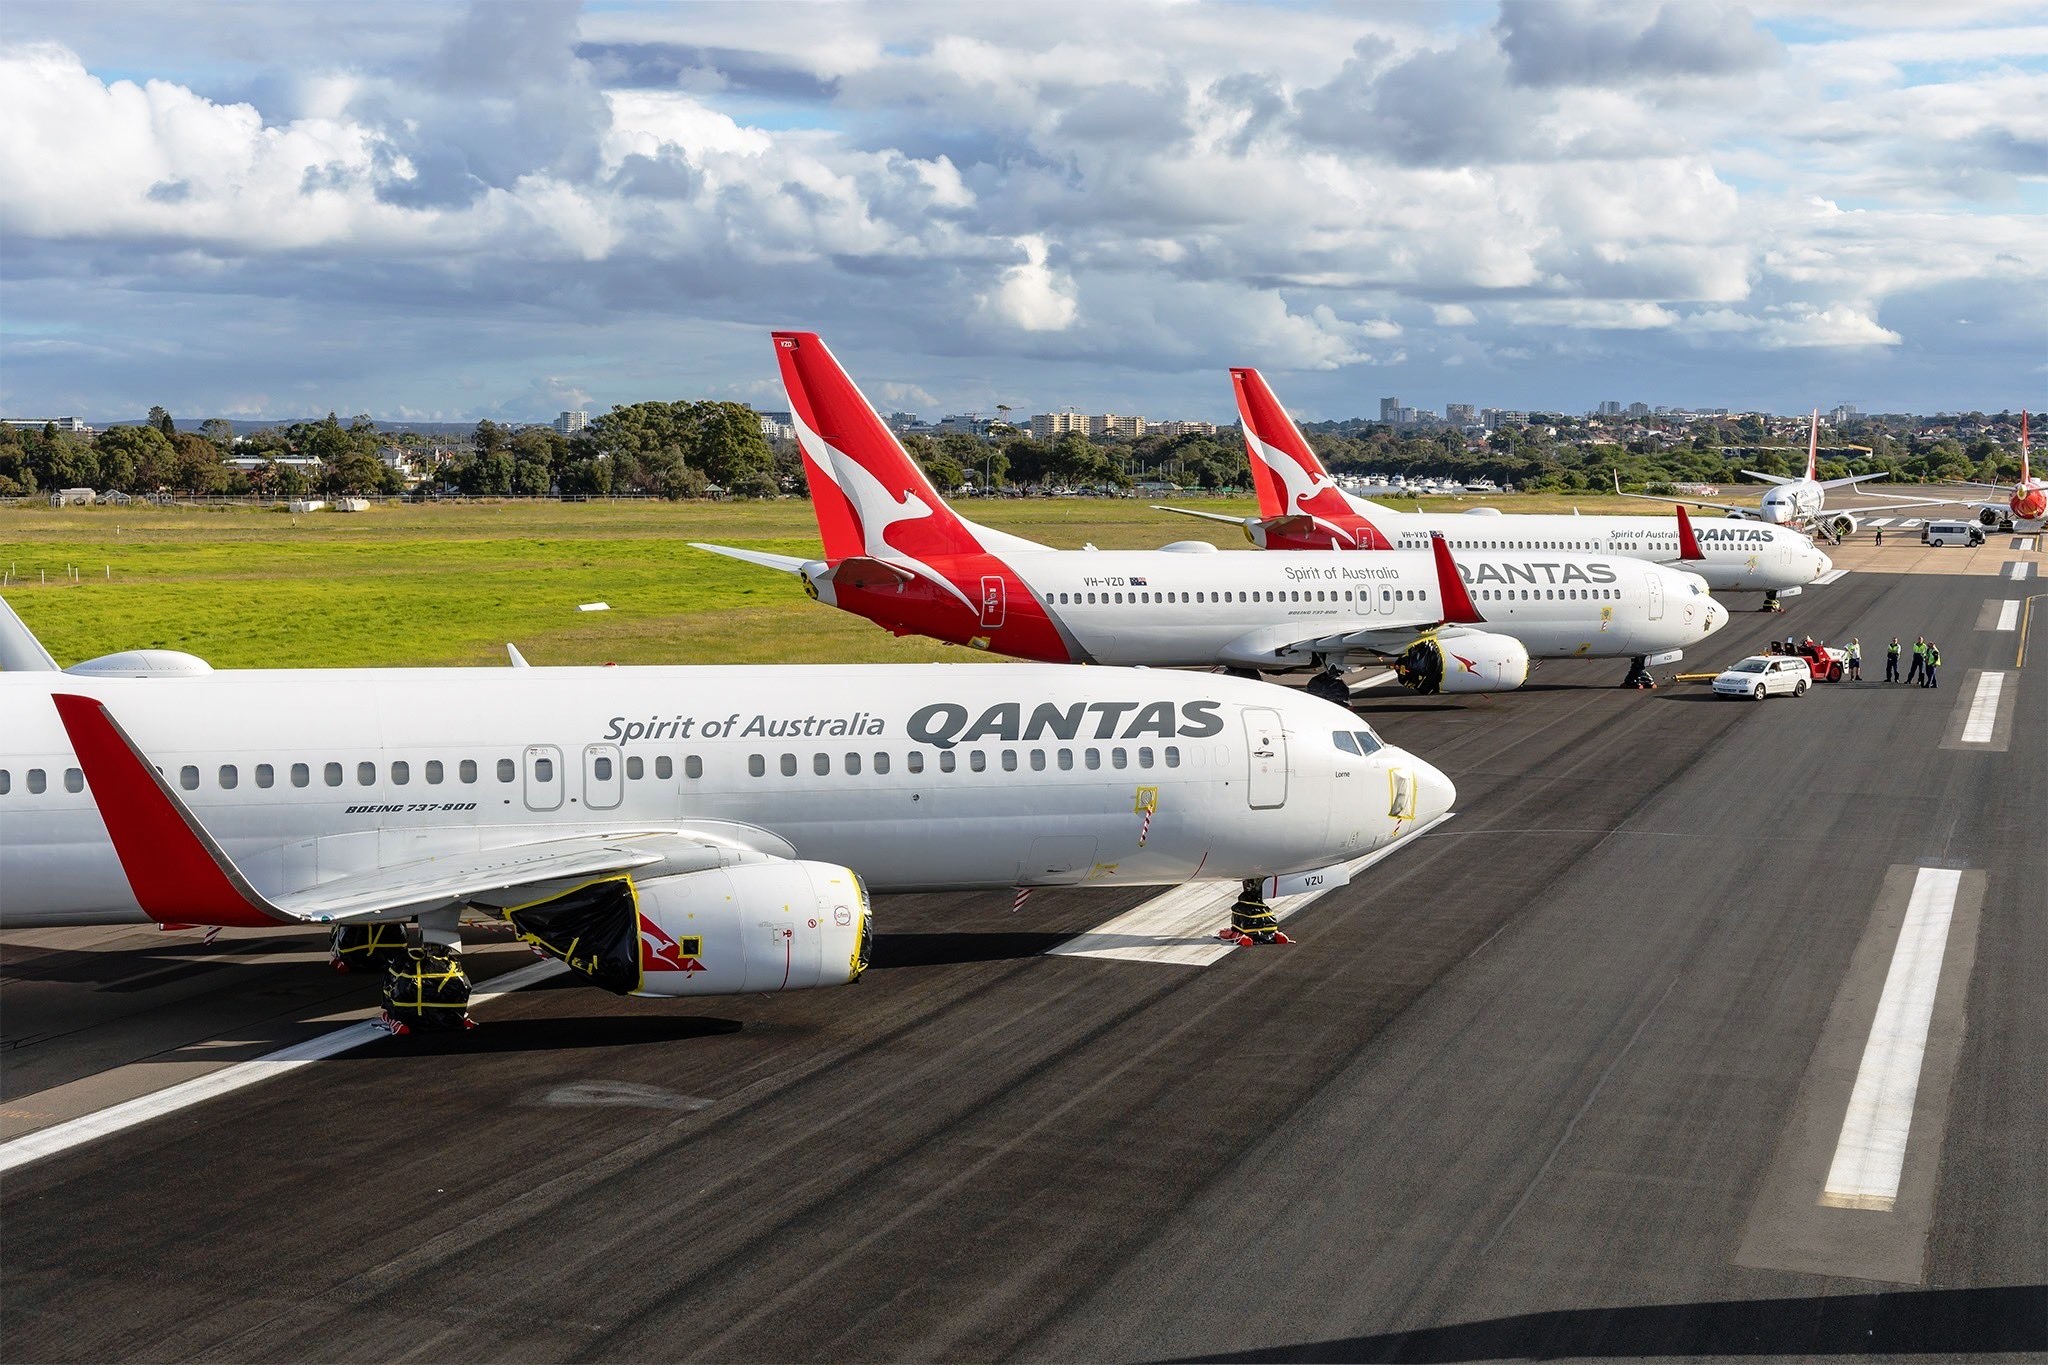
[1393,631,1530,694]
[503,861,870,997]
[1822,512,1859,539]
[1979,506,2003,527]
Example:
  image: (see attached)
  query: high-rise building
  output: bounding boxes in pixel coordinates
[553,410,587,435]
[1088,413,1147,439]
[1379,396,1400,423]
[1627,402,1651,419]
[1597,400,1622,417]
[1154,420,1218,437]
[1445,403,1477,425]
[1030,412,1089,439]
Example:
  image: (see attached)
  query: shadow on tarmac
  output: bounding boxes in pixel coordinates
[353,1013,747,1056]
[869,930,1073,970]
[1171,1283,2048,1362]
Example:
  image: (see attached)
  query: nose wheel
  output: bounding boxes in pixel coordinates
[1218,878,1293,946]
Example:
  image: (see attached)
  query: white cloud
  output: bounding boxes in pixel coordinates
[973,235,1079,333]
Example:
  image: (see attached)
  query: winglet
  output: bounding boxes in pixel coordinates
[506,643,530,668]
[0,595,61,672]
[50,694,284,927]
[1675,503,1704,560]
[1430,533,1484,624]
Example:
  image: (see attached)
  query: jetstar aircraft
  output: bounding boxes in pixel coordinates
[1942,411,2046,532]
[695,332,1726,701]
[1617,410,1951,541]
[0,597,1452,1026]
[1156,368,1836,611]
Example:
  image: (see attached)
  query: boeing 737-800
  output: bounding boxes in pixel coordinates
[696,333,1726,701]
[1156,368,1834,610]
[0,600,1452,1026]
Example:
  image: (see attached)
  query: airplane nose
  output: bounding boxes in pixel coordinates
[1412,756,1456,825]
[1706,599,1727,634]
[1814,549,1834,577]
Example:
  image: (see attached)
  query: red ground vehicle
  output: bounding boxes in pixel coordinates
[1767,638,1847,681]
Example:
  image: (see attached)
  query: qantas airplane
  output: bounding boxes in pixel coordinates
[0,598,1453,1026]
[1157,368,1835,611]
[696,333,1726,701]
[1943,411,2045,531]
[1618,410,1950,541]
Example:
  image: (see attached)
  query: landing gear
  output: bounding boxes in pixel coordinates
[380,909,473,1033]
[329,922,410,973]
[1218,878,1292,947]
[1762,590,1784,613]
[1305,668,1350,703]
[1621,655,1656,690]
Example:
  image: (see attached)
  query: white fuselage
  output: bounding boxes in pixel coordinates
[1351,499,1832,592]
[991,548,1723,666]
[1756,481,1825,526]
[0,664,1451,928]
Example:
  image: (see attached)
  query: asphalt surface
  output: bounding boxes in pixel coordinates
[3,553,2043,1363]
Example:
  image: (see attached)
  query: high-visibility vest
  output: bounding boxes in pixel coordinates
[1888,643,1900,657]
[1929,647,1941,665]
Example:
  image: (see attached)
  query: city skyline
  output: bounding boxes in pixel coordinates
[2,2,2043,425]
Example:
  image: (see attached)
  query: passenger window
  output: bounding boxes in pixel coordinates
[533,757,553,782]
[392,761,410,785]
[179,766,197,791]
[873,752,890,774]
[496,758,515,782]
[814,753,831,776]
[1001,750,1017,772]
[426,760,443,784]
[1085,748,1101,770]
[626,756,644,780]
[359,761,377,786]
[907,752,924,774]
[1058,749,1074,771]
[27,766,50,793]
[219,764,238,790]
[1111,748,1128,769]
[970,750,986,772]
[676,756,693,779]
[748,754,765,777]
[1030,749,1045,771]
[65,768,84,793]
[781,754,798,777]
[1334,731,1361,755]
[291,762,309,787]
[460,759,477,783]
[0,770,10,795]
[1165,745,1181,768]
[326,762,344,787]
[1138,746,1154,768]
[591,756,610,781]
[939,751,956,773]
[255,763,274,789]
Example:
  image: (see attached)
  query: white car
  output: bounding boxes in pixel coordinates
[1713,655,1812,700]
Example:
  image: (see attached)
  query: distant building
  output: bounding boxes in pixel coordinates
[1088,413,1147,440]
[1627,401,1651,418]
[885,411,920,433]
[1597,400,1622,417]
[1379,396,1400,423]
[1829,404,1863,424]
[553,410,587,435]
[1154,420,1218,438]
[1031,412,1090,439]
[4,416,95,436]
[1445,404,1477,425]
[1483,409,1529,427]
[757,412,795,441]
[936,414,989,436]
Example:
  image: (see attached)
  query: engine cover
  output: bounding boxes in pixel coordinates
[505,861,870,997]
[1395,632,1530,694]
[1824,512,1859,538]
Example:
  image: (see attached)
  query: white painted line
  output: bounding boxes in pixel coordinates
[1996,600,2021,632]
[1867,518,1895,528]
[1960,672,2006,744]
[0,958,565,1174]
[2018,537,2037,552]
[1814,569,1849,585]
[1821,868,1962,1211]
[1347,669,1397,693]
[2008,561,2032,580]
[1052,814,1452,966]
[1900,519,1924,528]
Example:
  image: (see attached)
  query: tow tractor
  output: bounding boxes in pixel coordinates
[1766,637,1847,682]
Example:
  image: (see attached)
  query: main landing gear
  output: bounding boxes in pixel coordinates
[376,909,475,1034]
[1621,655,1656,690]
[1219,878,1292,947]
[1305,667,1350,704]
[1762,590,1784,613]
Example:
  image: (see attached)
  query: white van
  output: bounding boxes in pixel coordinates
[1922,520,1985,548]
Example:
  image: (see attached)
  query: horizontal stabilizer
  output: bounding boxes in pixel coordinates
[690,542,813,574]
[1153,505,1252,528]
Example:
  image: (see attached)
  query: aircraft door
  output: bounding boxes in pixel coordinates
[524,745,564,812]
[1243,707,1287,809]
[583,744,623,810]
[1646,573,1664,621]
[978,576,1006,629]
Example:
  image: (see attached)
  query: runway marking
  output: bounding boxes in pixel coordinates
[0,958,565,1175]
[2014,536,2037,551]
[1899,518,1925,528]
[1813,568,1849,585]
[1959,672,2005,744]
[1050,814,1451,966]
[2007,561,2032,580]
[1820,869,1962,1212]
[1996,600,2020,632]
[1867,518,1895,527]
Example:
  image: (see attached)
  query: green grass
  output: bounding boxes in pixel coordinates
[0,493,1730,668]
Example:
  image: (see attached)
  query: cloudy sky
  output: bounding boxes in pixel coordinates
[2,1,2042,425]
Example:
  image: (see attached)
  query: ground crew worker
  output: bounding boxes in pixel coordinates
[1907,636,1927,685]
[1875,528,1884,546]
[1847,637,1862,681]
[1924,641,1941,689]
[1885,637,1902,683]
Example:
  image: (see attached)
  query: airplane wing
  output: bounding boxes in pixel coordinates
[1823,492,1967,515]
[49,692,793,928]
[1611,472,1758,517]
[0,595,61,672]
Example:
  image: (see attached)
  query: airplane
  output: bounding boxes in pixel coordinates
[1157,368,1836,612]
[1616,410,1951,541]
[695,332,1727,702]
[1940,411,2045,531]
[0,596,1454,1027]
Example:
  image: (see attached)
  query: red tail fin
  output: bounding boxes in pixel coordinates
[773,332,983,563]
[1430,533,1484,624]
[1231,369,1376,540]
[1675,503,1704,560]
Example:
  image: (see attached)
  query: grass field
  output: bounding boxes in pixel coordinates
[0,492,1743,669]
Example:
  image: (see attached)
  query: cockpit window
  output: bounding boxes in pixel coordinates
[1354,729,1383,755]
[1332,731,1361,755]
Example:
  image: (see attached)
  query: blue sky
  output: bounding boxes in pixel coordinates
[2,1,2042,425]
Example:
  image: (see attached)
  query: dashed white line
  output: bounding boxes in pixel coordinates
[1960,672,2006,744]
[1995,600,2021,632]
[1821,868,1963,1212]
[1867,518,1895,528]
[2017,537,2038,552]
[0,958,566,1174]
[2008,561,2033,580]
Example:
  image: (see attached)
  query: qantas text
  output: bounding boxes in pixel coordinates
[908,699,1224,750]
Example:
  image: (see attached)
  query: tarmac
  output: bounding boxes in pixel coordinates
[2,532,2042,1362]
